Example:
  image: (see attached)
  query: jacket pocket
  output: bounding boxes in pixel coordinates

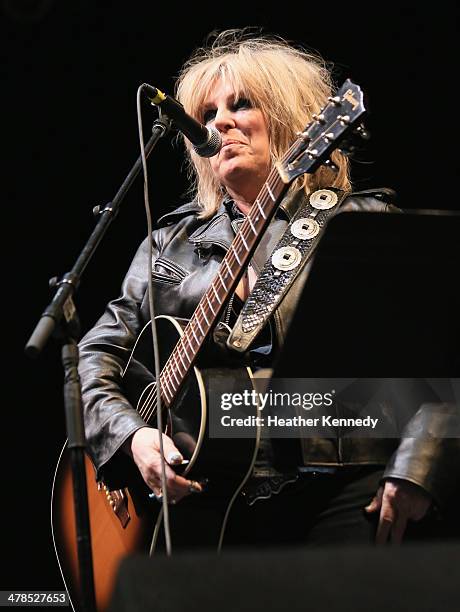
[152,257,189,285]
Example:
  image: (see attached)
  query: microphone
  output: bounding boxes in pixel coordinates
[142,84,222,157]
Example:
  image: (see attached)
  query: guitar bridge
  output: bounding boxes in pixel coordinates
[101,484,130,528]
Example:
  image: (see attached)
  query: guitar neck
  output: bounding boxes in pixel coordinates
[158,166,289,406]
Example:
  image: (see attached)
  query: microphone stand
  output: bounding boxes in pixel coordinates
[25,115,171,612]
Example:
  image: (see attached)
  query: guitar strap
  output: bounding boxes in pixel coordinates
[227,188,350,353]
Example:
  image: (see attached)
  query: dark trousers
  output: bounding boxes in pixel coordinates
[224,466,385,547]
[167,466,445,550]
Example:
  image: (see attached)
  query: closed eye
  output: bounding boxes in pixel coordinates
[203,108,217,124]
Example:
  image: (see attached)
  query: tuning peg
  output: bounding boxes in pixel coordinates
[312,113,326,124]
[354,123,371,140]
[320,131,335,143]
[306,148,319,159]
[295,130,311,141]
[337,142,357,157]
[327,96,342,106]
[337,114,351,126]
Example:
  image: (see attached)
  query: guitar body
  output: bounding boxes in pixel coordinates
[52,315,259,612]
[52,448,153,612]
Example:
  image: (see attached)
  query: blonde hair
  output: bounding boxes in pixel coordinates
[175,29,351,218]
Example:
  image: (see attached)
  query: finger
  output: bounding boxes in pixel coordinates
[166,450,184,466]
[145,475,164,494]
[149,489,177,505]
[375,497,396,545]
[188,480,204,493]
[166,478,205,504]
[146,430,183,466]
[159,434,184,466]
[390,515,407,545]
[375,516,393,545]
[149,453,182,485]
[168,472,192,488]
[146,458,185,489]
[149,480,178,500]
[148,486,163,502]
[365,497,380,513]
[365,486,383,513]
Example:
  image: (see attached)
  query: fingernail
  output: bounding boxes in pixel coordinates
[167,451,183,465]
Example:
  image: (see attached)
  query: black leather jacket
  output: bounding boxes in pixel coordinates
[78,188,459,507]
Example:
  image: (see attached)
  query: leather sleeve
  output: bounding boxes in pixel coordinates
[338,190,401,214]
[382,402,460,508]
[78,236,157,487]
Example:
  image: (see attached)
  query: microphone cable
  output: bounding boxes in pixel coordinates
[136,84,172,555]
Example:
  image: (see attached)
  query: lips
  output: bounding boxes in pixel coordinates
[222,139,244,148]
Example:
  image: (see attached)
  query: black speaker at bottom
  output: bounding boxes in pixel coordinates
[109,543,460,612]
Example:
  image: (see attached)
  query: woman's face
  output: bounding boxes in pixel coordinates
[201,80,271,203]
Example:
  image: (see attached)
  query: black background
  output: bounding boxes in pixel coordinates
[2,0,457,594]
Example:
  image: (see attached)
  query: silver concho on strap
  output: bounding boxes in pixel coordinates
[291,217,320,240]
[309,189,338,210]
[271,246,302,271]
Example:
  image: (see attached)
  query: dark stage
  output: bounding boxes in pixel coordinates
[2,0,458,607]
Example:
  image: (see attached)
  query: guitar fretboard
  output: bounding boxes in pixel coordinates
[159,166,288,406]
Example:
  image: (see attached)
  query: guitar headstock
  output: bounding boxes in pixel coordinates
[276,79,367,184]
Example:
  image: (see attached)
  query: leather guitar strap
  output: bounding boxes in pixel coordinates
[227,188,350,353]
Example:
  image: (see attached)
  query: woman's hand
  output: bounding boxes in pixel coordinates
[123,427,202,504]
[365,477,432,544]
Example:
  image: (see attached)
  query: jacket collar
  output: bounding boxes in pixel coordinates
[157,200,202,225]
[188,202,235,251]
